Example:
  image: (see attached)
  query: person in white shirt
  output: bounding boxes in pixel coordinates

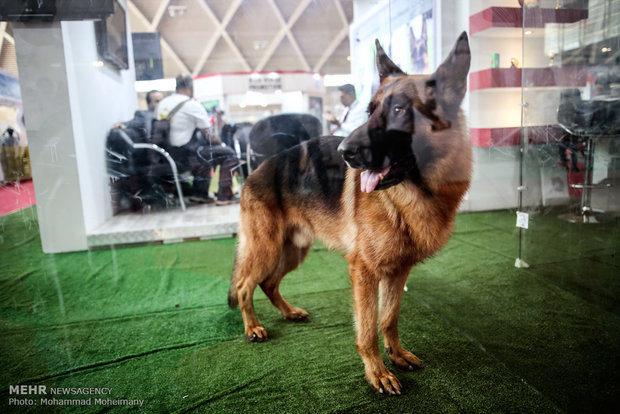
[156,75,238,205]
[326,84,367,137]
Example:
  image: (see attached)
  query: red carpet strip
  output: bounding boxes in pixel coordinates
[0,179,35,216]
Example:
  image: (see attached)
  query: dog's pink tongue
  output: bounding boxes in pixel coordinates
[360,166,391,193]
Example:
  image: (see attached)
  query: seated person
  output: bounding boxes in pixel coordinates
[107,90,167,211]
[156,75,238,205]
[112,90,163,139]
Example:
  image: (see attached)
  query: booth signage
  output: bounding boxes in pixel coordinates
[248,75,281,92]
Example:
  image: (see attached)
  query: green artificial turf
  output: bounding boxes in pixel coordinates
[1,206,618,413]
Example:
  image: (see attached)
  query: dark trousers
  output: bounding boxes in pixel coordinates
[196,144,238,201]
[170,143,238,201]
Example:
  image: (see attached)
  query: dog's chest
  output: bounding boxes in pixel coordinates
[360,190,453,264]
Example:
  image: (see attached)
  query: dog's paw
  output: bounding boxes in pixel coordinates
[245,326,269,342]
[387,347,422,371]
[366,369,402,396]
[284,307,309,322]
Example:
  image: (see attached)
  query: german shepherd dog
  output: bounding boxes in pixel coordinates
[229,32,471,395]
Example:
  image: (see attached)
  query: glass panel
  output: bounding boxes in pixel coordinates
[518,1,620,409]
[1,1,618,412]
[519,1,620,265]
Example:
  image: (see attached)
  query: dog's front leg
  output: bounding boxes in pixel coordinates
[379,270,422,371]
[349,260,402,395]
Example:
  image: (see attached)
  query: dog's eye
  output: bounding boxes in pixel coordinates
[393,105,404,115]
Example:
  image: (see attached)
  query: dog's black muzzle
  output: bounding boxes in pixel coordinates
[338,126,387,170]
[338,128,412,171]
[337,140,367,169]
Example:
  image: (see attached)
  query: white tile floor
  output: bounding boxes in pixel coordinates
[87,202,240,248]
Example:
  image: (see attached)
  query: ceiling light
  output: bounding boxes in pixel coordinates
[253,40,268,51]
[601,47,612,53]
[168,5,186,18]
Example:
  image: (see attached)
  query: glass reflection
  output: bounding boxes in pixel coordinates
[519,0,620,265]
[0,1,618,412]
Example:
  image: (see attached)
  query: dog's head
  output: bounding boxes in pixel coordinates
[338,32,471,193]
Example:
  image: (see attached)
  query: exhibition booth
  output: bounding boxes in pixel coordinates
[2,0,616,253]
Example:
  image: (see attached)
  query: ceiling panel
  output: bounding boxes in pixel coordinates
[131,0,166,24]
[226,1,281,70]
[320,37,350,74]
[128,0,354,77]
[199,36,249,75]
[157,1,217,73]
[272,0,300,21]
[292,0,347,69]
[341,0,354,22]
[262,35,308,73]
[204,0,236,22]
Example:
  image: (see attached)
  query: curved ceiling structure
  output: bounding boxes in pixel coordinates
[0,0,354,78]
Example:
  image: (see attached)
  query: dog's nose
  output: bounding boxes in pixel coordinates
[337,141,362,167]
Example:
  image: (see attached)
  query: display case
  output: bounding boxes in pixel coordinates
[517,0,620,264]
[468,3,589,147]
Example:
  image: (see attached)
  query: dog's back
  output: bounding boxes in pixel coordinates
[228,136,348,309]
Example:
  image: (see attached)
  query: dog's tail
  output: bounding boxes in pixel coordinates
[227,285,238,309]
[228,252,239,309]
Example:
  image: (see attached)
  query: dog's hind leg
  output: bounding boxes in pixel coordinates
[379,269,422,371]
[260,229,312,321]
[232,212,286,342]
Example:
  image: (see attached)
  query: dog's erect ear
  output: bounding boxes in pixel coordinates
[432,31,471,114]
[375,39,405,83]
